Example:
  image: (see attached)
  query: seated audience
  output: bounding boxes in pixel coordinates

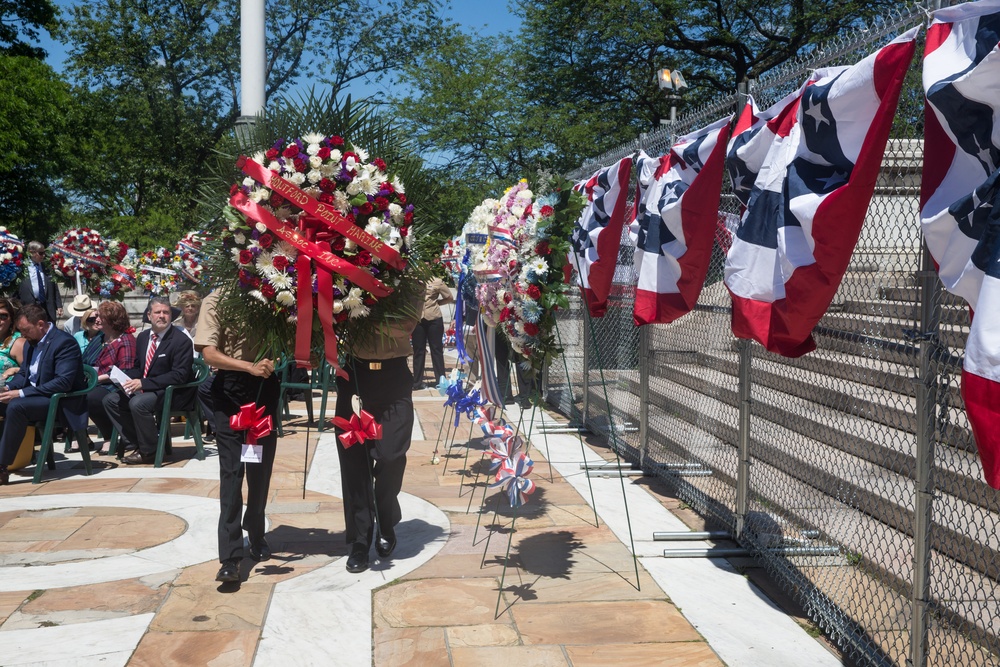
[85,301,136,455]
[0,298,26,384]
[73,308,105,365]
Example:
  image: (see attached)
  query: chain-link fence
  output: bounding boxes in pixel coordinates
[545,4,1000,666]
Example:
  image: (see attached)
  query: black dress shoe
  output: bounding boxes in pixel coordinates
[215,559,240,582]
[0,466,8,486]
[123,452,155,465]
[346,543,369,573]
[203,430,215,442]
[249,537,271,561]
[376,531,396,559]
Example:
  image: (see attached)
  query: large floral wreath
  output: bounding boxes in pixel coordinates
[135,248,179,296]
[0,227,24,291]
[49,228,110,287]
[475,180,535,328]
[173,230,210,286]
[216,132,423,366]
[91,241,134,300]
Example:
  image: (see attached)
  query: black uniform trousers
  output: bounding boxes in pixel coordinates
[213,369,280,562]
[335,356,413,549]
[411,317,445,387]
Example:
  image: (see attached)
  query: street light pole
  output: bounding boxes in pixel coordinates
[237,0,266,148]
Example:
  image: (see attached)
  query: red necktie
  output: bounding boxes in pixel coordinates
[143,332,159,377]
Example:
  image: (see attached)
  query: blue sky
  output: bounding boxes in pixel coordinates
[39,1,521,84]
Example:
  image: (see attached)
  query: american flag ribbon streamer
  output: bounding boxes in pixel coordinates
[475,312,503,407]
[723,27,918,357]
[630,115,732,326]
[569,157,633,317]
[922,0,1000,488]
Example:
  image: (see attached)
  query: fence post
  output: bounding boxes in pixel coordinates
[735,339,752,538]
[911,248,941,667]
[582,305,591,427]
[638,324,651,466]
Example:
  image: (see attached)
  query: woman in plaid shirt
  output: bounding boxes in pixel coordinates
[88,301,136,454]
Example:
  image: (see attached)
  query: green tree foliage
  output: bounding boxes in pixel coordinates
[58,0,447,248]
[0,0,57,59]
[0,55,71,239]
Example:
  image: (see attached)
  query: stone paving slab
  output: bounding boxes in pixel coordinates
[0,394,844,666]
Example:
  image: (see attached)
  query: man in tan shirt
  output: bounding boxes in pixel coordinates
[336,286,423,573]
[194,291,278,583]
[412,276,454,389]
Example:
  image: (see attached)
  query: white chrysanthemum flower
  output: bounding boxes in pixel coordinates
[320,162,337,177]
[275,290,295,307]
[307,169,323,184]
[343,287,364,310]
[302,132,325,144]
[270,272,292,290]
[354,146,369,161]
[334,277,347,293]
[309,154,322,168]
[349,304,371,319]
[256,252,274,273]
[248,187,267,202]
[276,240,297,257]
[289,172,306,186]
[358,175,378,196]
[230,247,243,263]
[388,203,403,222]
[333,299,344,314]
[333,190,350,213]
[346,180,362,196]
[514,320,526,334]
[249,290,267,305]
[391,175,405,194]
[267,160,281,172]
[252,151,266,164]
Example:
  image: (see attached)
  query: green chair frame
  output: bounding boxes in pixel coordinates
[108,357,211,467]
[33,365,98,484]
[275,357,333,436]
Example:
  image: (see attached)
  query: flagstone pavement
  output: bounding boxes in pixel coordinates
[0,391,849,666]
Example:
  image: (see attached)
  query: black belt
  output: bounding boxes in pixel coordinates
[350,357,408,372]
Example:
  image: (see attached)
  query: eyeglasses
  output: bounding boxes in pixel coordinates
[86,317,98,324]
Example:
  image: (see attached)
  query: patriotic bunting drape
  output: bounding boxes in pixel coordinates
[630,116,732,326]
[569,158,632,317]
[922,0,1000,488]
[724,28,918,356]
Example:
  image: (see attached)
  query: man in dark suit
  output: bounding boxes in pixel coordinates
[18,241,63,323]
[103,296,194,465]
[0,304,87,484]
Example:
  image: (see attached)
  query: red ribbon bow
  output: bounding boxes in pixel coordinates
[229,403,274,445]
[332,410,383,449]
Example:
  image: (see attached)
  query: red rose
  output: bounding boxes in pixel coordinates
[319,193,334,204]
[527,284,541,300]
[525,204,533,217]
[381,181,394,193]
[540,205,554,218]
[398,194,407,204]
[404,211,413,224]
[270,193,285,207]
[333,238,347,251]
[317,146,331,159]
[229,183,239,196]
[238,250,253,265]
[373,158,387,171]
[258,234,273,249]
[330,135,345,147]
[251,276,262,288]
[363,296,376,306]
[400,225,409,237]
[272,255,289,271]
[357,250,372,266]
[282,145,299,158]
[319,178,336,193]
[261,283,276,299]
[265,148,279,160]
[500,307,513,321]
[293,158,308,173]
[335,311,348,323]
[503,292,512,304]
[508,259,517,271]
[375,196,389,211]
[535,240,551,255]
[524,323,540,336]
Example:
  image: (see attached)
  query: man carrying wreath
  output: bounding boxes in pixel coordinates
[194,291,279,584]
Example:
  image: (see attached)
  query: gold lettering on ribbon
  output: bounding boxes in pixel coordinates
[269,176,311,207]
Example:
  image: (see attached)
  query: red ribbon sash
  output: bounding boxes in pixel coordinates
[237,156,406,271]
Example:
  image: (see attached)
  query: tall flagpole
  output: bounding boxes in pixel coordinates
[238,0,266,147]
